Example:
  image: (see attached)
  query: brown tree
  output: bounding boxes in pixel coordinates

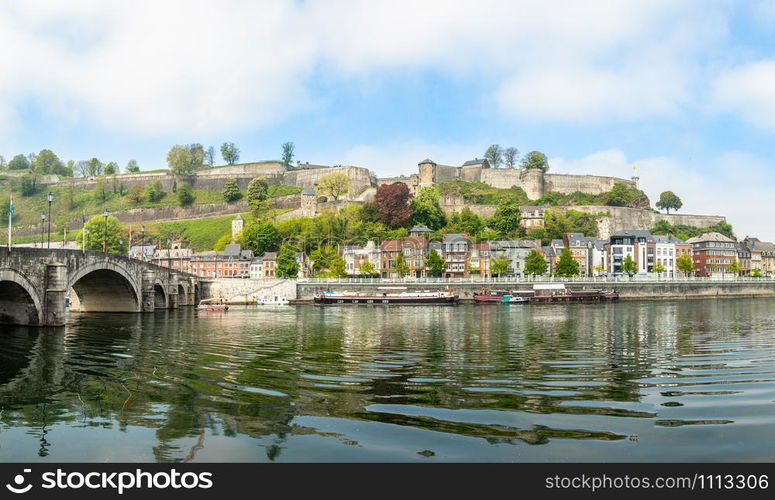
[374,182,412,228]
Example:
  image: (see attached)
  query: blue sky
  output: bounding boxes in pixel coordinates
[1,1,774,240]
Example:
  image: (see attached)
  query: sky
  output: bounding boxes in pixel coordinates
[1,0,774,240]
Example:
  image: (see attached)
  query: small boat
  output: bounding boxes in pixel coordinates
[473,289,511,303]
[314,290,458,305]
[501,295,528,304]
[258,296,289,306]
[197,298,229,311]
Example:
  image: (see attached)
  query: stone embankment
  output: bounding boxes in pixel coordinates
[201,278,296,304]
[293,279,775,303]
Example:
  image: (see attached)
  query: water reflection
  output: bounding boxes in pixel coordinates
[1,299,774,462]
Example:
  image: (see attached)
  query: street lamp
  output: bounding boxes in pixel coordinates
[47,192,53,248]
[103,209,109,254]
[40,213,46,248]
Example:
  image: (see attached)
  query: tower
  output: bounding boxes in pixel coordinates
[418,158,437,186]
[231,215,244,238]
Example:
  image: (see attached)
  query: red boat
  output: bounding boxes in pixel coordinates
[473,290,511,303]
[197,299,229,311]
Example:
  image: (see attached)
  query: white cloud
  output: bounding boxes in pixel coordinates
[710,60,775,131]
[0,0,731,136]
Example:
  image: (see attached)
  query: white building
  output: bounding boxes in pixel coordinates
[341,240,381,276]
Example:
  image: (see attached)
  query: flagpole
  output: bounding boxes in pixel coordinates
[7,195,12,251]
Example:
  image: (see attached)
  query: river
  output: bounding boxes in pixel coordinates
[1,299,774,462]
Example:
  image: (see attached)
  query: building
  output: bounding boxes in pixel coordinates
[468,242,491,278]
[189,244,254,278]
[409,225,433,239]
[441,233,469,278]
[153,245,193,273]
[539,246,556,275]
[231,215,244,238]
[735,242,751,276]
[489,240,540,276]
[563,233,608,277]
[380,237,428,278]
[520,206,546,230]
[129,245,156,262]
[686,232,737,277]
[608,230,652,274]
[743,237,775,276]
[342,241,381,276]
[651,235,685,277]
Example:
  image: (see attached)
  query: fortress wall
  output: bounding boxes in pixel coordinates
[479,169,523,189]
[284,166,374,196]
[195,162,286,177]
[460,165,483,182]
[434,165,461,183]
[544,174,633,195]
[570,205,726,239]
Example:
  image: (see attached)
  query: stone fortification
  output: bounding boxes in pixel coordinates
[570,206,726,239]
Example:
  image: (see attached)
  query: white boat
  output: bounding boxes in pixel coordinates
[258,296,290,306]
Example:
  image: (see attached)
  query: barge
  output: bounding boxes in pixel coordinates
[314,290,459,305]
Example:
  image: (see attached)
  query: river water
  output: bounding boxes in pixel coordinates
[1,299,774,462]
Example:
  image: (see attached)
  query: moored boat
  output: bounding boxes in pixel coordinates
[314,290,458,305]
[529,284,619,303]
[501,295,528,304]
[197,298,229,311]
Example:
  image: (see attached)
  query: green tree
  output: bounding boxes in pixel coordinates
[490,202,521,236]
[491,256,511,277]
[214,234,232,251]
[621,254,637,275]
[145,181,165,202]
[448,207,484,236]
[8,154,30,170]
[277,244,299,278]
[752,268,762,278]
[222,178,243,202]
[241,221,281,255]
[281,142,295,165]
[220,142,240,165]
[409,186,446,230]
[87,157,104,176]
[327,257,348,278]
[247,177,269,212]
[359,260,377,276]
[521,151,549,171]
[727,259,740,276]
[524,249,548,276]
[656,191,683,214]
[426,248,445,277]
[555,248,580,277]
[167,144,204,175]
[177,183,195,206]
[126,159,140,173]
[310,245,338,276]
[677,254,693,276]
[93,176,109,203]
[653,262,666,274]
[0,155,7,170]
[83,215,127,254]
[33,149,64,175]
[484,144,503,167]
[204,146,216,167]
[394,252,410,278]
[20,175,36,196]
[316,172,350,201]
[126,185,144,204]
[103,162,117,175]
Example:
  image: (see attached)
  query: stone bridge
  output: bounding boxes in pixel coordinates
[0,248,201,326]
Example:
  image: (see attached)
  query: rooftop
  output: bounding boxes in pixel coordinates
[686,232,735,244]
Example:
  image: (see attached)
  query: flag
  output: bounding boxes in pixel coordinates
[9,195,13,220]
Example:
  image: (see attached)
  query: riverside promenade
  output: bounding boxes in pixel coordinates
[294,276,775,302]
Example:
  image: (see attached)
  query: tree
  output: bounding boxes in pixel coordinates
[484,144,503,168]
[359,260,377,277]
[524,249,548,276]
[277,244,300,278]
[621,254,637,275]
[394,252,410,278]
[752,267,762,278]
[204,146,216,167]
[223,178,243,202]
[327,257,348,278]
[126,159,140,173]
[490,202,521,237]
[8,154,30,170]
[87,157,104,176]
[0,155,6,170]
[93,176,109,203]
[247,177,269,212]
[656,191,683,214]
[727,259,740,276]
[144,181,164,202]
[104,162,117,175]
[427,248,445,277]
[214,234,232,251]
[281,142,295,165]
[310,245,338,276]
[33,149,64,175]
[75,160,90,177]
[521,150,549,172]
[374,182,412,228]
[177,183,195,206]
[503,147,519,168]
[409,186,446,230]
[448,207,484,236]
[677,254,693,276]
[83,215,128,254]
[167,144,204,175]
[220,142,240,165]
[316,172,350,201]
[491,256,511,277]
[555,248,580,277]
[20,175,36,196]
[126,185,144,204]
[241,221,281,255]
[653,262,666,274]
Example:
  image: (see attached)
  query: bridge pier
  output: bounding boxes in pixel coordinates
[142,270,157,312]
[44,262,67,327]
[167,274,179,309]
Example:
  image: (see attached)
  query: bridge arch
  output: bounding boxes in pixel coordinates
[0,269,44,326]
[68,261,141,313]
[177,282,189,306]
[154,281,168,309]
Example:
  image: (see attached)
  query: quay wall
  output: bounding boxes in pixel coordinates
[201,278,296,303]
[294,280,775,302]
